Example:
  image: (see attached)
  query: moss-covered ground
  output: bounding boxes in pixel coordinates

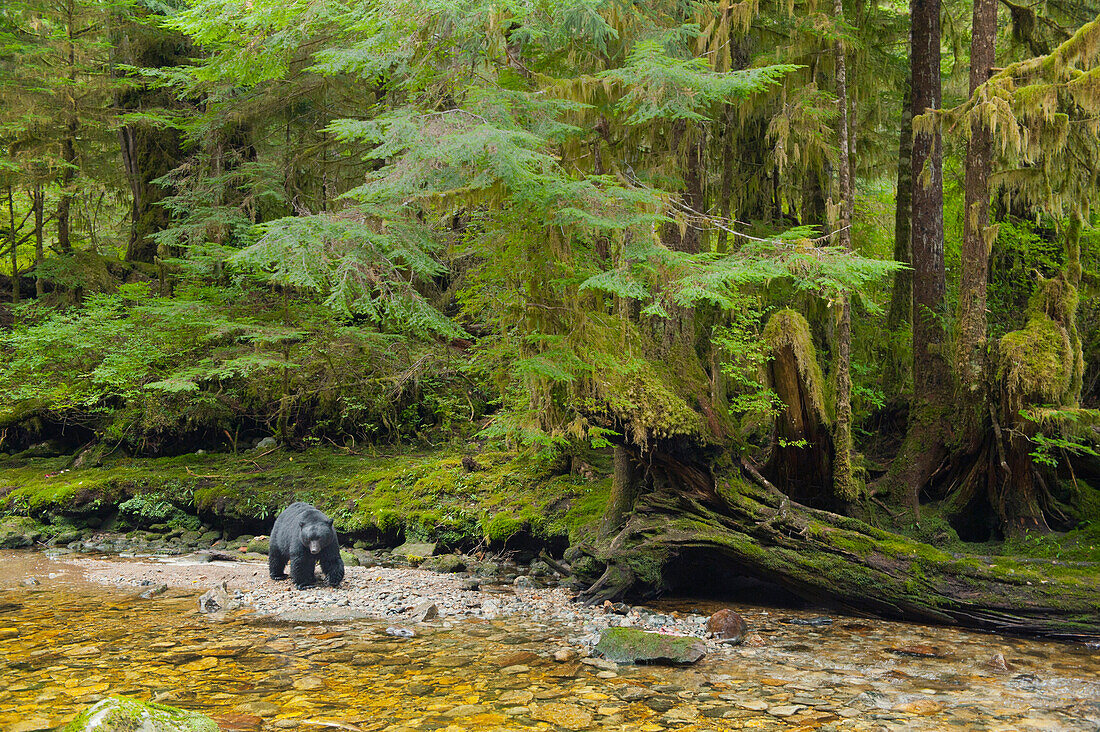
[0,446,611,549]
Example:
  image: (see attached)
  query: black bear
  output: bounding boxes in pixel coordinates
[268,502,345,589]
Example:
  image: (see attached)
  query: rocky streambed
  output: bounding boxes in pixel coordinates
[2,544,1100,731]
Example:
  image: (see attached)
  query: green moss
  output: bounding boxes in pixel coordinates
[482,511,525,543]
[595,627,704,664]
[0,446,600,548]
[63,696,218,732]
[763,309,830,424]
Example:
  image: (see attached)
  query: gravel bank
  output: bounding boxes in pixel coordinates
[63,551,731,652]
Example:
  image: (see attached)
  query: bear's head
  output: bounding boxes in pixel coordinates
[300,517,335,555]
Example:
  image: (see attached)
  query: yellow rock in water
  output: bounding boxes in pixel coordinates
[180,656,218,671]
[530,703,594,730]
[893,699,944,715]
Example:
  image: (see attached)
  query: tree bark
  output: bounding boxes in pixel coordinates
[580,465,1100,640]
[33,185,44,296]
[887,80,913,333]
[833,0,856,503]
[956,0,997,397]
[599,446,640,540]
[6,186,18,304]
[883,0,950,512]
[57,0,78,255]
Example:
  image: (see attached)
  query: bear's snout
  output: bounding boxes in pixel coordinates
[309,540,323,555]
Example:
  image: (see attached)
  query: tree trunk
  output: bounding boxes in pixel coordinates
[599,446,640,540]
[887,80,913,333]
[956,0,996,397]
[832,0,856,503]
[33,185,44,296]
[882,0,950,513]
[57,0,78,255]
[579,463,1100,640]
[6,186,18,304]
[716,106,735,255]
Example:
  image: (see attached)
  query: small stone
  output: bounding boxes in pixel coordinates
[443,704,487,718]
[768,704,806,717]
[614,685,651,702]
[552,647,578,662]
[21,576,40,586]
[139,583,168,599]
[596,670,617,678]
[892,699,944,715]
[500,690,534,704]
[292,676,324,690]
[235,701,280,717]
[412,600,438,622]
[645,697,677,713]
[501,664,530,675]
[738,700,769,711]
[888,644,946,658]
[985,653,1013,672]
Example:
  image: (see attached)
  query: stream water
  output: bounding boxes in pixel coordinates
[1,550,1098,731]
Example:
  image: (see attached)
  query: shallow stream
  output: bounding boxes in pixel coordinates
[1,551,1098,731]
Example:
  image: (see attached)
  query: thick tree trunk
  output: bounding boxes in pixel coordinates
[881,0,951,513]
[580,464,1100,640]
[956,0,997,397]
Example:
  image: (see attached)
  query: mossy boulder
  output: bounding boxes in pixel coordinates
[422,554,467,572]
[0,517,41,548]
[246,537,270,554]
[393,541,436,560]
[595,627,706,665]
[63,697,217,732]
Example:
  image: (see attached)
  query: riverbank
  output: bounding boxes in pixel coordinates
[0,445,610,552]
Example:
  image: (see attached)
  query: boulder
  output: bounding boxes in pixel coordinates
[63,697,217,732]
[595,628,706,665]
[245,537,269,554]
[705,608,746,644]
[422,554,466,572]
[198,582,239,614]
[392,542,436,560]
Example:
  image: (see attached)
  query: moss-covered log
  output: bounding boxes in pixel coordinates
[580,465,1100,641]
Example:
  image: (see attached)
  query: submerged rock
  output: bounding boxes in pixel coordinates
[63,697,218,732]
[595,627,706,665]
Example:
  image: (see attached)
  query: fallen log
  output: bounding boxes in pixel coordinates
[578,468,1100,641]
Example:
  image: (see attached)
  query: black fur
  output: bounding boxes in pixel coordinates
[268,501,344,589]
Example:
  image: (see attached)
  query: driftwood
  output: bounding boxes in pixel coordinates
[579,464,1100,641]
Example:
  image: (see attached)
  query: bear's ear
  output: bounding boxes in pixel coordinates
[299,520,306,528]
[327,518,334,526]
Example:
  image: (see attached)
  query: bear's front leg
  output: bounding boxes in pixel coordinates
[319,547,345,587]
[290,554,316,589]
[268,548,289,580]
